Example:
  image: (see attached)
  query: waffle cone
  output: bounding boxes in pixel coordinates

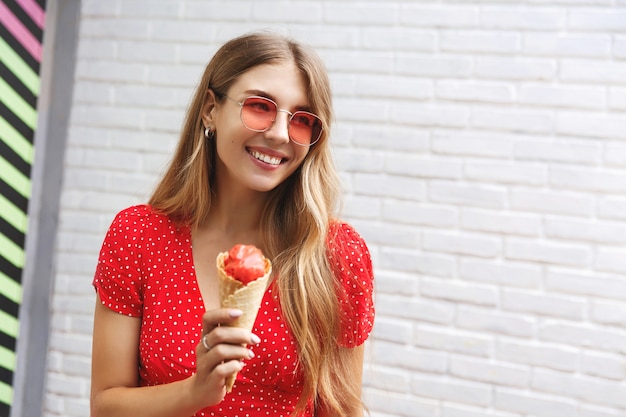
[216,251,271,392]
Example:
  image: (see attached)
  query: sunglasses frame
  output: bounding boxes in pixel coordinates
[215,92,323,146]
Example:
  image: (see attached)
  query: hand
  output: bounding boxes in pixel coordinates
[190,309,260,408]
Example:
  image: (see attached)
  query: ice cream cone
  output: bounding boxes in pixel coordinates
[216,251,272,392]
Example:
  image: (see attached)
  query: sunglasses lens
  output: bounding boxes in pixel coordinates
[289,112,323,145]
[241,97,277,131]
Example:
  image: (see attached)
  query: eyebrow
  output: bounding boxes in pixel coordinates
[243,89,312,112]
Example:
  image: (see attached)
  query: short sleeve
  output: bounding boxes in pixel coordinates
[92,206,148,317]
[327,222,375,347]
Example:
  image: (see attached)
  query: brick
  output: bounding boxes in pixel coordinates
[464,161,548,185]
[569,10,626,31]
[546,269,626,301]
[608,87,626,110]
[519,84,606,109]
[363,387,438,416]
[551,166,626,193]
[539,321,626,353]
[423,231,502,258]
[496,339,579,372]
[356,74,433,100]
[457,306,535,337]
[371,317,413,344]
[335,147,385,173]
[494,387,578,417]
[396,54,473,78]
[472,108,553,133]
[557,111,626,140]
[376,293,455,324]
[80,19,150,39]
[450,356,530,387]
[523,33,611,58]
[440,30,520,54]
[514,138,601,164]
[343,194,381,219]
[324,4,398,24]
[505,237,590,267]
[598,196,626,220]
[362,366,410,393]
[386,155,463,179]
[383,201,458,227]
[475,57,556,80]
[545,218,626,245]
[381,247,456,277]
[421,277,499,306]
[429,180,507,209]
[502,289,585,320]
[561,59,626,84]
[353,222,419,248]
[321,50,394,73]
[436,80,515,103]
[510,188,594,217]
[373,341,448,373]
[362,27,435,52]
[615,36,626,59]
[119,0,182,18]
[460,258,542,289]
[391,102,470,128]
[73,81,114,105]
[581,350,626,380]
[372,270,418,296]
[414,324,493,357]
[354,173,426,200]
[431,130,513,158]
[400,5,480,28]
[76,39,117,60]
[461,208,540,236]
[481,7,567,30]
[590,300,626,328]
[412,375,492,406]
[353,125,430,152]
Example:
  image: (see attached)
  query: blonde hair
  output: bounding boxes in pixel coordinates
[148,32,362,415]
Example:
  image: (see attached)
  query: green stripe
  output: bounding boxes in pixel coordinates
[0,233,24,269]
[0,77,37,130]
[0,115,34,164]
[0,155,31,198]
[0,37,40,95]
[0,380,13,407]
[0,193,27,233]
[0,345,16,372]
[0,310,19,338]
[0,271,21,304]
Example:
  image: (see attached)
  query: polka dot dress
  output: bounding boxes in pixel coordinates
[93,205,375,417]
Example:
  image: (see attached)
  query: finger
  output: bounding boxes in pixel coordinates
[201,308,243,335]
[199,325,258,355]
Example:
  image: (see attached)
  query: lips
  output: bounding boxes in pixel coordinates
[249,149,284,166]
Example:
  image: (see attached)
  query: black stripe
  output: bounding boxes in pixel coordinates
[0,131,32,178]
[0,61,38,109]
[0,24,40,74]
[0,330,16,353]
[3,0,44,42]
[0,100,34,145]
[0,366,13,386]
[0,401,10,416]
[0,253,22,284]
[0,216,26,250]
[36,0,47,10]
[0,292,19,318]
[0,178,29,213]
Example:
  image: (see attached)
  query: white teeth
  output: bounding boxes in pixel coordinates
[250,150,282,166]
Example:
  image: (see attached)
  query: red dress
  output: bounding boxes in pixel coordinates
[93,205,375,417]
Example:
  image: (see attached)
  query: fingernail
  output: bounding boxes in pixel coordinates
[248,349,255,359]
[251,334,261,344]
[229,309,243,318]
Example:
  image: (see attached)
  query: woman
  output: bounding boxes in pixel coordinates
[90,32,374,417]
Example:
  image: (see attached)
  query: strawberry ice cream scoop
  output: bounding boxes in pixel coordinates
[223,244,266,285]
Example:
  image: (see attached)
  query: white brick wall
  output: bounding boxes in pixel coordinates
[45,1,626,416]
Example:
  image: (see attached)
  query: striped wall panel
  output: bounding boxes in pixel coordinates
[0,0,47,415]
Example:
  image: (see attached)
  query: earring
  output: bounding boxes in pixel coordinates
[204,126,214,139]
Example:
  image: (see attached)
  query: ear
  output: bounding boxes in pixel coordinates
[201,89,218,127]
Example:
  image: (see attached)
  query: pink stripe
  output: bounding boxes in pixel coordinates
[0,1,42,62]
[15,0,46,29]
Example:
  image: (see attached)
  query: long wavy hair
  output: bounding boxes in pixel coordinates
[148,32,362,415]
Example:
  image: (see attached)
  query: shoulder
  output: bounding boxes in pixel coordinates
[327,221,373,274]
[107,204,179,235]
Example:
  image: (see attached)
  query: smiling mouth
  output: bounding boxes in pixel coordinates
[249,149,284,166]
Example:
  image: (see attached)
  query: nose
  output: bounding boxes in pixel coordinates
[264,110,291,144]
